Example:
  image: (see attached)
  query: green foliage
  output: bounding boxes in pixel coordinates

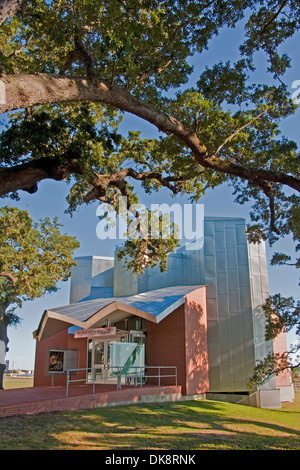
[0,102,122,170]
[248,351,290,387]
[0,206,79,323]
[263,294,300,340]
[116,209,181,274]
[248,294,300,386]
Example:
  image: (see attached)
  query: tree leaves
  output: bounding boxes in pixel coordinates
[0,206,79,321]
[248,293,300,385]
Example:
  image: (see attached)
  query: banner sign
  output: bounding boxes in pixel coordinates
[74,327,116,339]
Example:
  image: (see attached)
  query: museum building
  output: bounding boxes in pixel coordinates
[33,217,294,408]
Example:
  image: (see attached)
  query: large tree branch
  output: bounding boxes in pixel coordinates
[0,155,82,196]
[84,167,186,204]
[0,73,299,193]
[0,271,16,285]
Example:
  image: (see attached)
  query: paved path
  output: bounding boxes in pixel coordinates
[0,384,182,417]
[0,384,128,406]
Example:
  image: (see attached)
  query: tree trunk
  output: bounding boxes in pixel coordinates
[0,317,9,390]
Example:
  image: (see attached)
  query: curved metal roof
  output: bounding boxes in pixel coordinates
[34,285,204,341]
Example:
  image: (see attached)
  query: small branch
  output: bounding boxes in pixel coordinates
[0,271,16,286]
[259,182,281,235]
[59,50,85,75]
[215,110,268,155]
[74,31,95,77]
[261,0,289,36]
[60,29,96,77]
[138,58,173,83]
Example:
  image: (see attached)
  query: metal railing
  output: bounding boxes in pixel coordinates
[66,365,177,397]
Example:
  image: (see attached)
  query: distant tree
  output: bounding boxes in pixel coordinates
[249,294,300,386]
[0,206,79,389]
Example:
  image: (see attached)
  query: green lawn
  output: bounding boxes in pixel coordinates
[0,393,299,450]
[3,376,34,389]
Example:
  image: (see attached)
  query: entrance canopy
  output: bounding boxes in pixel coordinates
[34,286,203,341]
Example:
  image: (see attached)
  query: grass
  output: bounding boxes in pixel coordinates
[0,392,299,450]
[3,376,34,389]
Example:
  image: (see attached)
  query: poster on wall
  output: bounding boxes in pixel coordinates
[48,349,78,373]
[49,350,64,372]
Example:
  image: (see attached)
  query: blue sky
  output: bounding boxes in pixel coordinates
[1,20,299,371]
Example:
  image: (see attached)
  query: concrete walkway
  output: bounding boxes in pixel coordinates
[0,383,115,406]
[0,384,182,417]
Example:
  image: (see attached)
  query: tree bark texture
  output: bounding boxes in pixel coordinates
[0,0,24,25]
[0,156,78,195]
[0,318,9,389]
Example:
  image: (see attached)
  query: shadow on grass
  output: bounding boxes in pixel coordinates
[0,400,299,450]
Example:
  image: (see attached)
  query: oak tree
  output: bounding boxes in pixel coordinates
[0,206,79,388]
[0,1,299,377]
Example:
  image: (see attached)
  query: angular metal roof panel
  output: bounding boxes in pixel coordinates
[48,285,202,323]
[34,285,205,341]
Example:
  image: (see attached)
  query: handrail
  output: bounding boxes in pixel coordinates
[66,365,177,397]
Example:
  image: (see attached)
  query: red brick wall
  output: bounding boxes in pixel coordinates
[34,329,87,387]
[184,287,209,395]
[147,287,209,396]
[147,305,186,392]
[273,328,292,387]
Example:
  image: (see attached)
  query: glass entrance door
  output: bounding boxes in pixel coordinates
[91,333,146,384]
[92,339,114,383]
